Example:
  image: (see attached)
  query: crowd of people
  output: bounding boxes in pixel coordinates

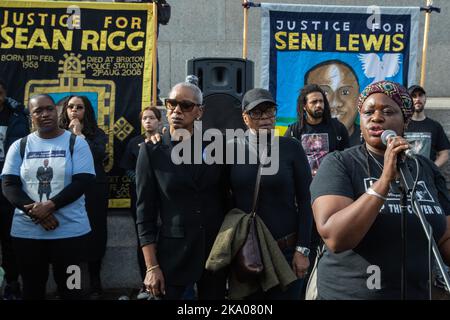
[0,75,449,300]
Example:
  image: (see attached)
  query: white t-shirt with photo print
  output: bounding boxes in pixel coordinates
[2,130,95,239]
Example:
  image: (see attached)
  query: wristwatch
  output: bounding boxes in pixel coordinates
[295,246,310,257]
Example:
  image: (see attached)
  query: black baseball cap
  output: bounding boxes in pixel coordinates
[242,88,277,112]
[408,85,426,95]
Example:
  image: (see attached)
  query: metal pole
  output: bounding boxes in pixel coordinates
[420,0,433,87]
[398,159,450,296]
[400,189,407,300]
[243,1,249,59]
[412,197,450,292]
[152,2,158,106]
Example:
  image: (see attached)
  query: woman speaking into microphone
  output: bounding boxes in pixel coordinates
[310,81,450,299]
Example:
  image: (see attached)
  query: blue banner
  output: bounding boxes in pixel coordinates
[261,4,420,133]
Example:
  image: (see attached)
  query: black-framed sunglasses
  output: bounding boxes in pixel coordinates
[247,106,277,120]
[165,99,201,112]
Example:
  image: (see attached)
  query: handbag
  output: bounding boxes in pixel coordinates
[305,244,325,300]
[157,1,171,25]
[232,163,264,282]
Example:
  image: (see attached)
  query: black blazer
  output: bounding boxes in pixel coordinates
[135,131,229,286]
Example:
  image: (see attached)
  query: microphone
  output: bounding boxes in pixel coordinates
[381,130,415,159]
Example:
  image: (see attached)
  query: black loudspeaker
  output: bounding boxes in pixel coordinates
[186,57,254,132]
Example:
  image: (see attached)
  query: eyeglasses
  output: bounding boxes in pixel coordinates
[67,104,85,111]
[165,99,201,112]
[247,106,277,120]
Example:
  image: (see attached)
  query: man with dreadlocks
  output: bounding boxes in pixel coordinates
[285,84,349,177]
[284,84,349,297]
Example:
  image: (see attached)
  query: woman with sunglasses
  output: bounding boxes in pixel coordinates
[228,88,313,299]
[120,106,162,299]
[59,95,108,299]
[136,82,229,300]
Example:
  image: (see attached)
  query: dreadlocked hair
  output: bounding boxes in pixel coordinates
[296,84,332,132]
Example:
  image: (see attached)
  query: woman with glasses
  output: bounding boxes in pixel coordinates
[136,82,229,300]
[228,88,313,299]
[59,95,108,299]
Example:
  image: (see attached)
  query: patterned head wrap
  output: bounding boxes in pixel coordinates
[357,80,413,125]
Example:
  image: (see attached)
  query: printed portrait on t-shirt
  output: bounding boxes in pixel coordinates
[414,182,435,202]
[364,177,435,203]
[21,150,66,203]
[0,126,7,161]
[363,177,444,216]
[36,159,54,202]
[404,132,432,159]
[301,133,330,175]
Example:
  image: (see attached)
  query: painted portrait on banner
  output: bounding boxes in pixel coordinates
[260,4,420,138]
[305,60,360,142]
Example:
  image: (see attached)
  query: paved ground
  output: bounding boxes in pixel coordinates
[43,288,142,300]
[43,286,449,301]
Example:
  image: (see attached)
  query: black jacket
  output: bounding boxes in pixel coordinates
[85,127,108,184]
[135,130,229,286]
[2,97,30,172]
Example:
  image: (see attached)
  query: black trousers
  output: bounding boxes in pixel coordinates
[84,182,108,261]
[301,221,321,299]
[130,185,146,281]
[12,235,88,300]
[0,189,20,283]
[84,182,108,289]
[163,269,227,300]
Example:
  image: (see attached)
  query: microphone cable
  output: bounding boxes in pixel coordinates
[409,156,433,300]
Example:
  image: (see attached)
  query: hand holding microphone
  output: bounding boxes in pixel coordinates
[378,130,412,183]
[381,130,415,159]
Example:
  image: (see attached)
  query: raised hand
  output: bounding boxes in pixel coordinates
[69,118,83,135]
[381,135,410,183]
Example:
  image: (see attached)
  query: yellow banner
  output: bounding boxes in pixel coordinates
[0,0,156,207]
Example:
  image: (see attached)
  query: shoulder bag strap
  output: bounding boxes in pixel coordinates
[19,136,28,159]
[250,163,263,218]
[69,133,76,157]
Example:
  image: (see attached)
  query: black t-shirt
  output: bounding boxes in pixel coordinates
[285,119,349,175]
[121,135,145,172]
[229,136,313,247]
[121,135,145,206]
[405,117,450,161]
[310,145,450,300]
